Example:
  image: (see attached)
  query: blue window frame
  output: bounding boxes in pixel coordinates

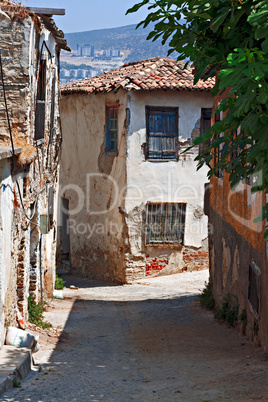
[146,106,178,160]
[105,103,118,154]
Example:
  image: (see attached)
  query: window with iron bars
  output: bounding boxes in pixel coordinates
[146,106,178,160]
[145,202,186,245]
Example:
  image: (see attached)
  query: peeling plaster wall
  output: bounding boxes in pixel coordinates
[59,90,127,283]
[209,206,268,350]
[60,88,213,283]
[0,158,14,348]
[0,14,61,345]
[124,90,214,281]
[208,92,268,349]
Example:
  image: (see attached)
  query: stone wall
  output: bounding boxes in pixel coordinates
[0,11,62,345]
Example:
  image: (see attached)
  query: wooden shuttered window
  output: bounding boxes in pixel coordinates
[146,106,178,160]
[35,100,46,140]
[105,104,118,154]
[145,202,186,245]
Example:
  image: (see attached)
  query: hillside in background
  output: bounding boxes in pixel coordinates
[65,23,177,62]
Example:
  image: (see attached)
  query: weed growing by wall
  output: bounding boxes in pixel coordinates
[28,296,51,329]
[214,294,239,327]
[55,274,66,290]
[199,281,215,310]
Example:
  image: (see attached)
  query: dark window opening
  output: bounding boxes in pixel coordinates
[145,202,186,245]
[248,261,261,316]
[37,59,46,101]
[48,186,54,229]
[35,59,46,141]
[105,104,118,154]
[146,106,178,160]
[23,175,28,198]
[199,108,212,155]
[49,74,56,143]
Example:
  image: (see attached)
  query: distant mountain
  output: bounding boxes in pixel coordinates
[65,24,177,62]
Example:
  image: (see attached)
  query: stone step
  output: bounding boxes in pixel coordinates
[0,345,32,396]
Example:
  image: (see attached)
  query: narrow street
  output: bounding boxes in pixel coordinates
[3,270,268,401]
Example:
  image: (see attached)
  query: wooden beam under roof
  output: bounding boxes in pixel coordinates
[25,7,65,16]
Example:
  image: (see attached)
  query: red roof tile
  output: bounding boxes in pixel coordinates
[61,57,215,96]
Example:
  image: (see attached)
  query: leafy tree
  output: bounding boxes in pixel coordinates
[127,0,268,236]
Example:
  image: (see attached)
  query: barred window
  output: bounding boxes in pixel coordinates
[146,106,178,160]
[145,202,186,245]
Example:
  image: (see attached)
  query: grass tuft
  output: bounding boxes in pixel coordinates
[199,281,215,310]
[28,296,51,329]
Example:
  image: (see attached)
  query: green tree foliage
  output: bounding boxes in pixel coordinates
[127,0,268,236]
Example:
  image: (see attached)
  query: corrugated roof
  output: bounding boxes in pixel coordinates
[61,57,215,96]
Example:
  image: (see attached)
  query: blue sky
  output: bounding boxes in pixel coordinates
[25,0,149,33]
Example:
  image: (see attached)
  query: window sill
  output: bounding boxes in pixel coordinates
[145,243,183,249]
[145,158,178,163]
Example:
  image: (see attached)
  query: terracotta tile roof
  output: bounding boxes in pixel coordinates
[61,57,215,96]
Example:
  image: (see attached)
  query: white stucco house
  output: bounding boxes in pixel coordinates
[59,57,214,283]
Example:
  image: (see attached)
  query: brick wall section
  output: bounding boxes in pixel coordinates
[145,247,209,276]
[182,247,209,271]
[146,256,168,277]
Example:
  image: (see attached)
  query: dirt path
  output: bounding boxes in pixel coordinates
[3,270,268,401]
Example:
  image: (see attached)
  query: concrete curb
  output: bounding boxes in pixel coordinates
[0,346,32,396]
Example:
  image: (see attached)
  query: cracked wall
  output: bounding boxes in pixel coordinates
[124,90,213,282]
[208,94,268,349]
[0,12,62,345]
[60,88,214,284]
[59,90,127,283]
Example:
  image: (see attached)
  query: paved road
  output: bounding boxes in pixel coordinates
[3,270,268,401]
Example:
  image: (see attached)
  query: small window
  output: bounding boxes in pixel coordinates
[105,104,118,154]
[146,106,178,160]
[248,261,261,316]
[35,59,46,141]
[37,59,46,101]
[199,108,212,155]
[49,73,56,144]
[48,186,54,229]
[145,202,186,245]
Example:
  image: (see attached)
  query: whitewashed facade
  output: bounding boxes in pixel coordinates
[60,58,214,283]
